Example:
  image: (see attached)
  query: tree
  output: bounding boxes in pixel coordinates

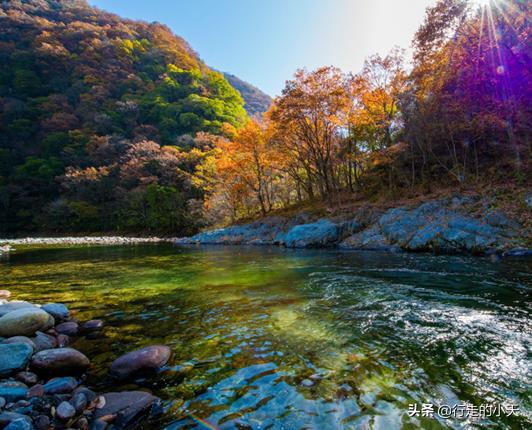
[271,67,350,199]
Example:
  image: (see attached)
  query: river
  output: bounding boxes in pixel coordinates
[1,244,530,429]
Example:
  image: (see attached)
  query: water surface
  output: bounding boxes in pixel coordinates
[1,244,530,429]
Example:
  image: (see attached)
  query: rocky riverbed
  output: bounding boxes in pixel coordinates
[0,291,171,429]
[177,196,532,256]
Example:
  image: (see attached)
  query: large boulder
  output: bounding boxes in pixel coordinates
[339,225,399,252]
[0,308,54,337]
[94,391,160,428]
[284,219,339,248]
[110,345,171,381]
[31,348,90,375]
[0,343,33,377]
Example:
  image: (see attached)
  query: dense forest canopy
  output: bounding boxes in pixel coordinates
[0,0,530,234]
[0,0,248,233]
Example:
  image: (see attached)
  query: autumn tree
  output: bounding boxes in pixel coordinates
[270,67,350,199]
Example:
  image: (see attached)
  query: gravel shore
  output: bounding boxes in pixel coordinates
[0,237,173,247]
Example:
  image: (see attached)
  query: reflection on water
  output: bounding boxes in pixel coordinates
[1,245,530,429]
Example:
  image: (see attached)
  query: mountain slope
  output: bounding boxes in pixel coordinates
[0,0,248,233]
[223,72,272,116]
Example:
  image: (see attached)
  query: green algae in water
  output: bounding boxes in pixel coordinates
[1,244,531,429]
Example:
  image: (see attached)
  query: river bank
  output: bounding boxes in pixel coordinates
[177,195,532,257]
[0,292,169,429]
[0,237,171,247]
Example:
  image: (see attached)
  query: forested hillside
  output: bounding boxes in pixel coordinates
[223,72,272,116]
[0,0,530,236]
[205,0,530,224]
[0,0,247,234]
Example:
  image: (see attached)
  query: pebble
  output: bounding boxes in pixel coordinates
[42,303,69,321]
[31,348,90,375]
[56,400,76,420]
[0,382,28,402]
[33,415,50,430]
[1,413,32,430]
[44,377,78,394]
[27,384,44,398]
[94,391,159,428]
[0,343,33,377]
[71,392,87,414]
[75,417,89,430]
[4,418,33,430]
[15,372,38,386]
[300,379,314,387]
[0,308,54,337]
[32,332,57,352]
[1,336,35,352]
[55,321,79,336]
[0,303,35,318]
[56,334,69,347]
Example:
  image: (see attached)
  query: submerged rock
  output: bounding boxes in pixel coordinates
[0,343,33,377]
[31,348,90,375]
[81,319,103,331]
[0,308,54,337]
[109,345,171,381]
[94,391,160,429]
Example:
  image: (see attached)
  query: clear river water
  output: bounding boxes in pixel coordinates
[0,244,530,429]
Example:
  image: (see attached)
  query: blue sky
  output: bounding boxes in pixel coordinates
[89,0,436,96]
